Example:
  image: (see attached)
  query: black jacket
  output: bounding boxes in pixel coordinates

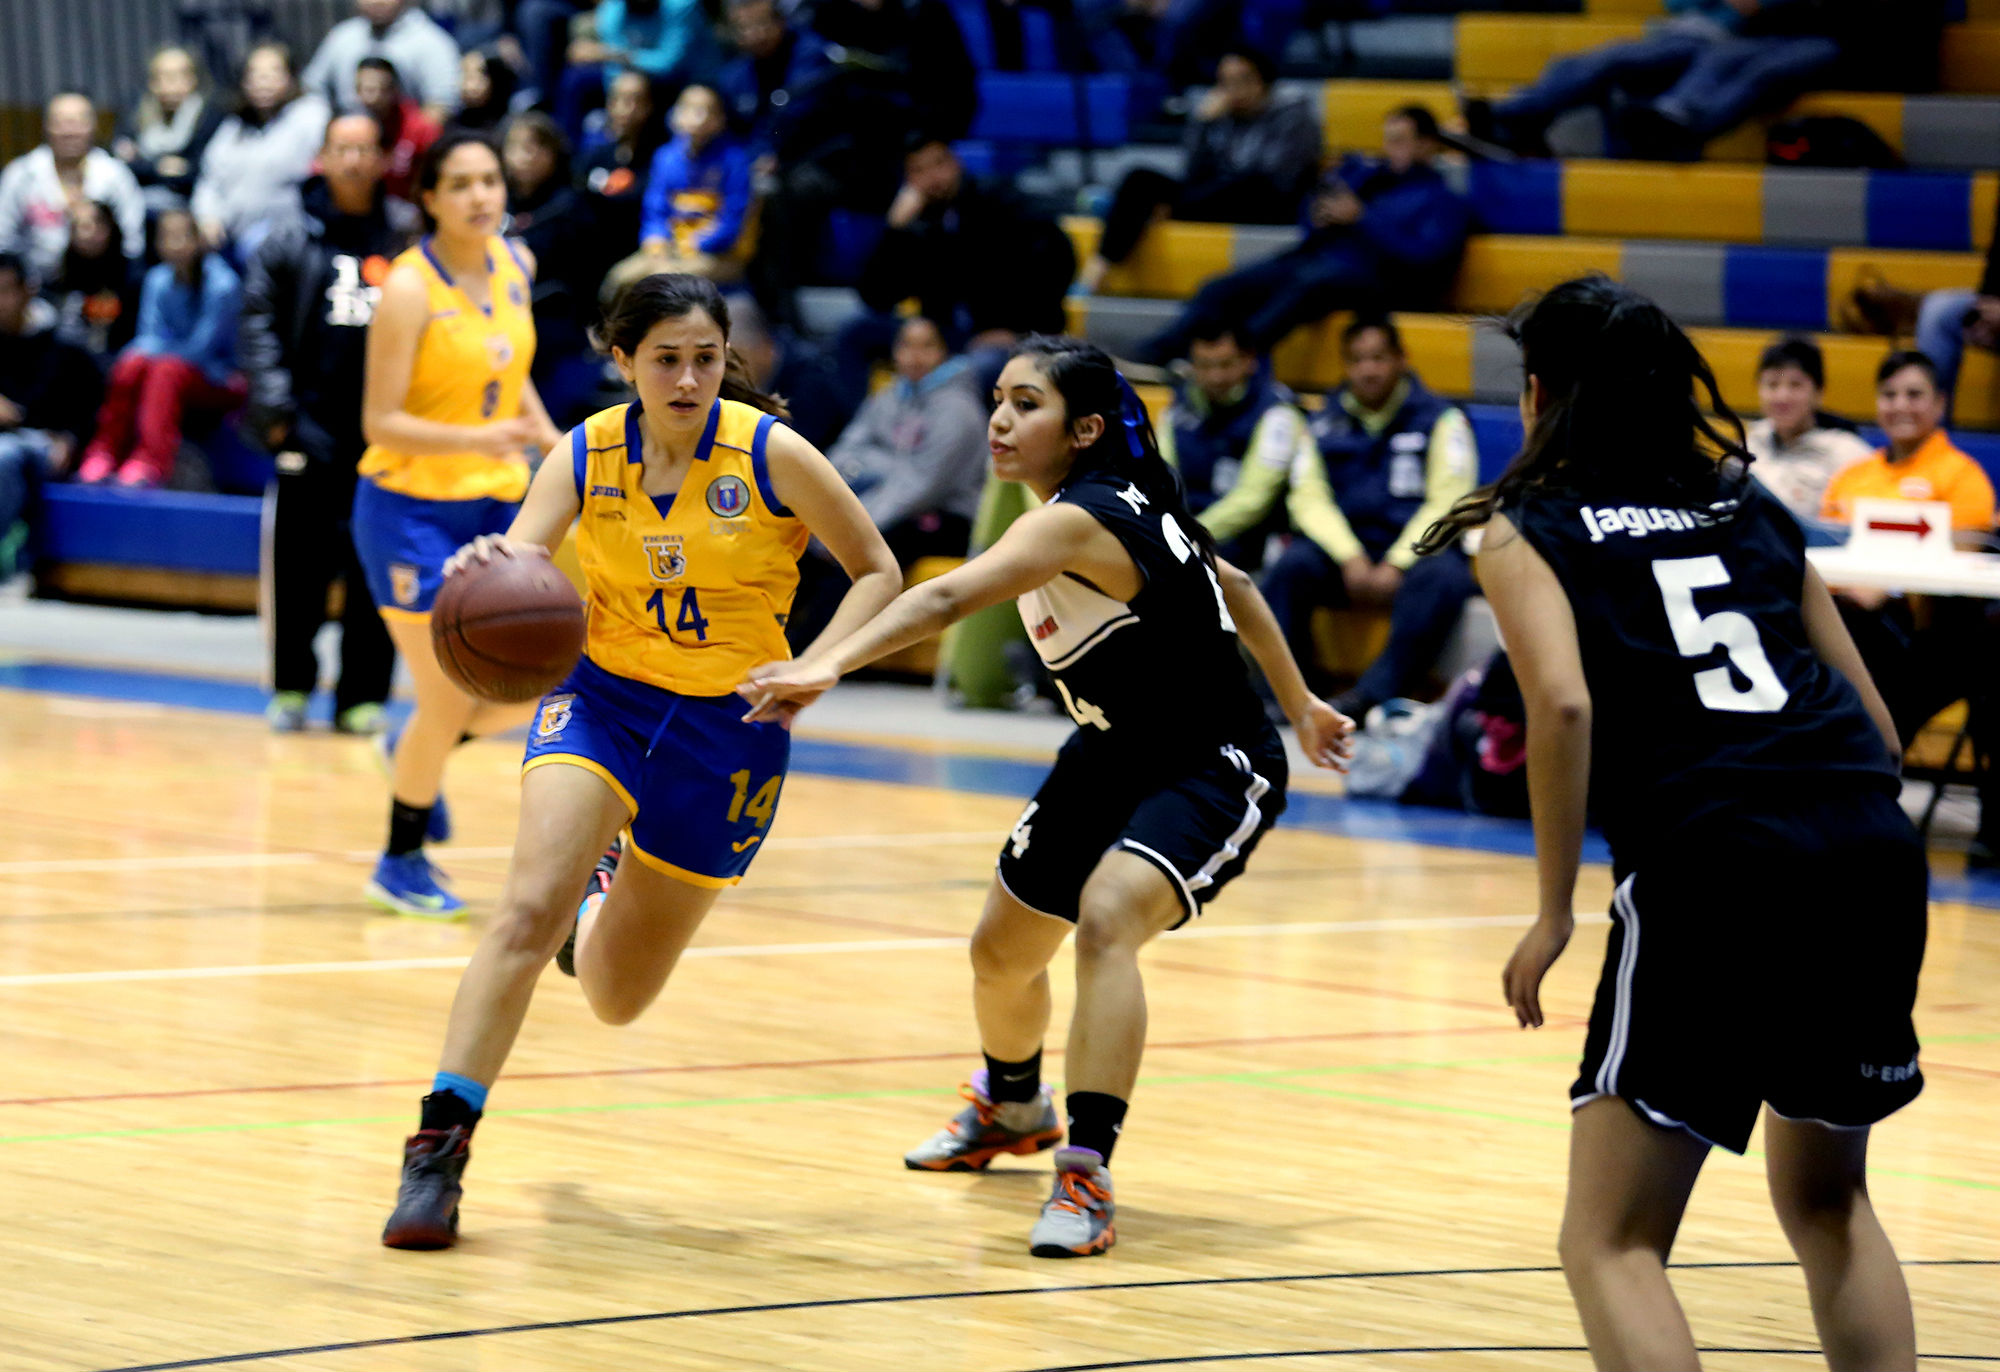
[0,325,102,443]
[857,178,1075,337]
[239,178,420,463]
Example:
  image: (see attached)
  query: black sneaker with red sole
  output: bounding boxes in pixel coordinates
[381,1126,471,1250]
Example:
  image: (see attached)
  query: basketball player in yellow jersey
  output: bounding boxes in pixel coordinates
[381,274,902,1249]
[354,130,563,918]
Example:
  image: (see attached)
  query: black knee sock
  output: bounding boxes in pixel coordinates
[387,799,432,856]
[419,1089,481,1134]
[1064,1091,1128,1164]
[983,1049,1042,1104]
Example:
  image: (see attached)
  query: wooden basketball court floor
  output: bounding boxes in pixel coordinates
[2,673,1996,1372]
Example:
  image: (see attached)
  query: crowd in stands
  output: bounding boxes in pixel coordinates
[0,0,1993,844]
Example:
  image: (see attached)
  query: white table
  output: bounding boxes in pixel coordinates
[1806,547,2000,598]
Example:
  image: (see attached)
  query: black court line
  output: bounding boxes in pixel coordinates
[92,1260,1998,1372]
[1022,1350,2000,1371]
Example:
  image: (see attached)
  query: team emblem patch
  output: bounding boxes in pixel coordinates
[508,280,526,308]
[536,695,574,738]
[485,333,514,368]
[705,474,751,518]
[644,534,687,582]
[389,563,420,607]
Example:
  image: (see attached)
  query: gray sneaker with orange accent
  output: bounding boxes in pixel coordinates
[903,1072,1061,1171]
[1028,1148,1116,1258]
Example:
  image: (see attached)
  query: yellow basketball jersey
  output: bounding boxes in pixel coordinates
[571,399,808,696]
[359,236,538,502]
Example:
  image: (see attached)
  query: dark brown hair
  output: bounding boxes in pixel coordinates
[594,273,788,418]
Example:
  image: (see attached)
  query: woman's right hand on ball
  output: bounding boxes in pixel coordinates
[443,535,541,579]
[474,418,540,456]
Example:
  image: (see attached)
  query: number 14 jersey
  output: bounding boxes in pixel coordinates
[1017,470,1273,765]
[1507,474,1898,868]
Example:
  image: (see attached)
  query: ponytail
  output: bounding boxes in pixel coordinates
[724,345,789,418]
[1012,334,1218,565]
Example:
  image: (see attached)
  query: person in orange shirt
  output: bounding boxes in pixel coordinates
[1824,349,2000,863]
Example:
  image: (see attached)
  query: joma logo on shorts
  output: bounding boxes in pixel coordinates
[1859,1058,1919,1082]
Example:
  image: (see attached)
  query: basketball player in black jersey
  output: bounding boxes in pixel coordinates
[1416,278,1925,1371]
[741,336,1352,1257]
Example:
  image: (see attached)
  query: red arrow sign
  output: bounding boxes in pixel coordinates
[1868,515,1934,538]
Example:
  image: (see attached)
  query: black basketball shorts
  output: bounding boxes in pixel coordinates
[1572,786,1928,1154]
[996,736,1288,929]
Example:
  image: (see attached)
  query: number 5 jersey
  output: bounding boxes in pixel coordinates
[1506,472,1899,871]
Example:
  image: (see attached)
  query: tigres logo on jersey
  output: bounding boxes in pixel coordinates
[644,535,687,582]
[536,695,574,738]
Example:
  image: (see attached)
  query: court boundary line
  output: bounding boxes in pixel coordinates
[87,1260,2000,1372]
[1018,1348,2000,1370]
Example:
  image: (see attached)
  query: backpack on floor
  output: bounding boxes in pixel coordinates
[1767,117,1903,171]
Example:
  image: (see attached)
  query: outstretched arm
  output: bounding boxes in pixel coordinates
[738,502,1103,721]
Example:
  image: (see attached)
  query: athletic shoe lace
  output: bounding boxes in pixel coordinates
[1050,1170,1109,1216]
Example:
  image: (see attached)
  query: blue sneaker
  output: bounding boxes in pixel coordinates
[366,851,466,919]
[376,725,451,844]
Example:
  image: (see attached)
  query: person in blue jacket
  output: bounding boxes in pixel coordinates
[1136,107,1471,365]
[76,206,244,486]
[608,83,754,290]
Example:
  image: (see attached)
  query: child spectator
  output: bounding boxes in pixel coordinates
[1745,336,1872,525]
[503,114,603,424]
[45,200,141,369]
[113,45,227,211]
[558,0,719,140]
[354,57,440,201]
[612,84,754,289]
[76,209,245,488]
[192,43,331,259]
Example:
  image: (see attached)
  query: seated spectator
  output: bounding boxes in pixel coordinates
[76,209,245,488]
[451,46,522,132]
[578,68,664,268]
[727,294,852,451]
[1461,1,1744,158]
[1257,315,1479,722]
[502,114,603,425]
[837,134,1075,402]
[974,0,1093,71]
[1880,192,2000,415]
[303,0,462,125]
[1618,1,1897,161]
[1150,319,1311,572]
[0,253,102,579]
[193,43,332,259]
[716,0,831,160]
[1078,47,1319,295]
[355,57,439,201]
[113,45,228,211]
[0,93,145,284]
[609,84,755,290]
[511,0,594,105]
[1136,108,1469,364]
[1821,349,2000,860]
[557,0,719,140]
[45,200,141,368]
[790,314,982,648]
[1746,335,1871,524]
[826,315,986,557]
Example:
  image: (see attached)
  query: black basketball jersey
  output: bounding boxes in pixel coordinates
[1018,469,1274,765]
[1508,472,1899,868]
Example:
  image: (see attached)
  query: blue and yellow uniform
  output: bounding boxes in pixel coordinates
[523,398,808,887]
[353,235,538,620]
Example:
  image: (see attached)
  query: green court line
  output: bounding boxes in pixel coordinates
[0,1053,1575,1147]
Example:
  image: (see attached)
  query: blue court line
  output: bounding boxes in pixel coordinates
[7,659,2000,910]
